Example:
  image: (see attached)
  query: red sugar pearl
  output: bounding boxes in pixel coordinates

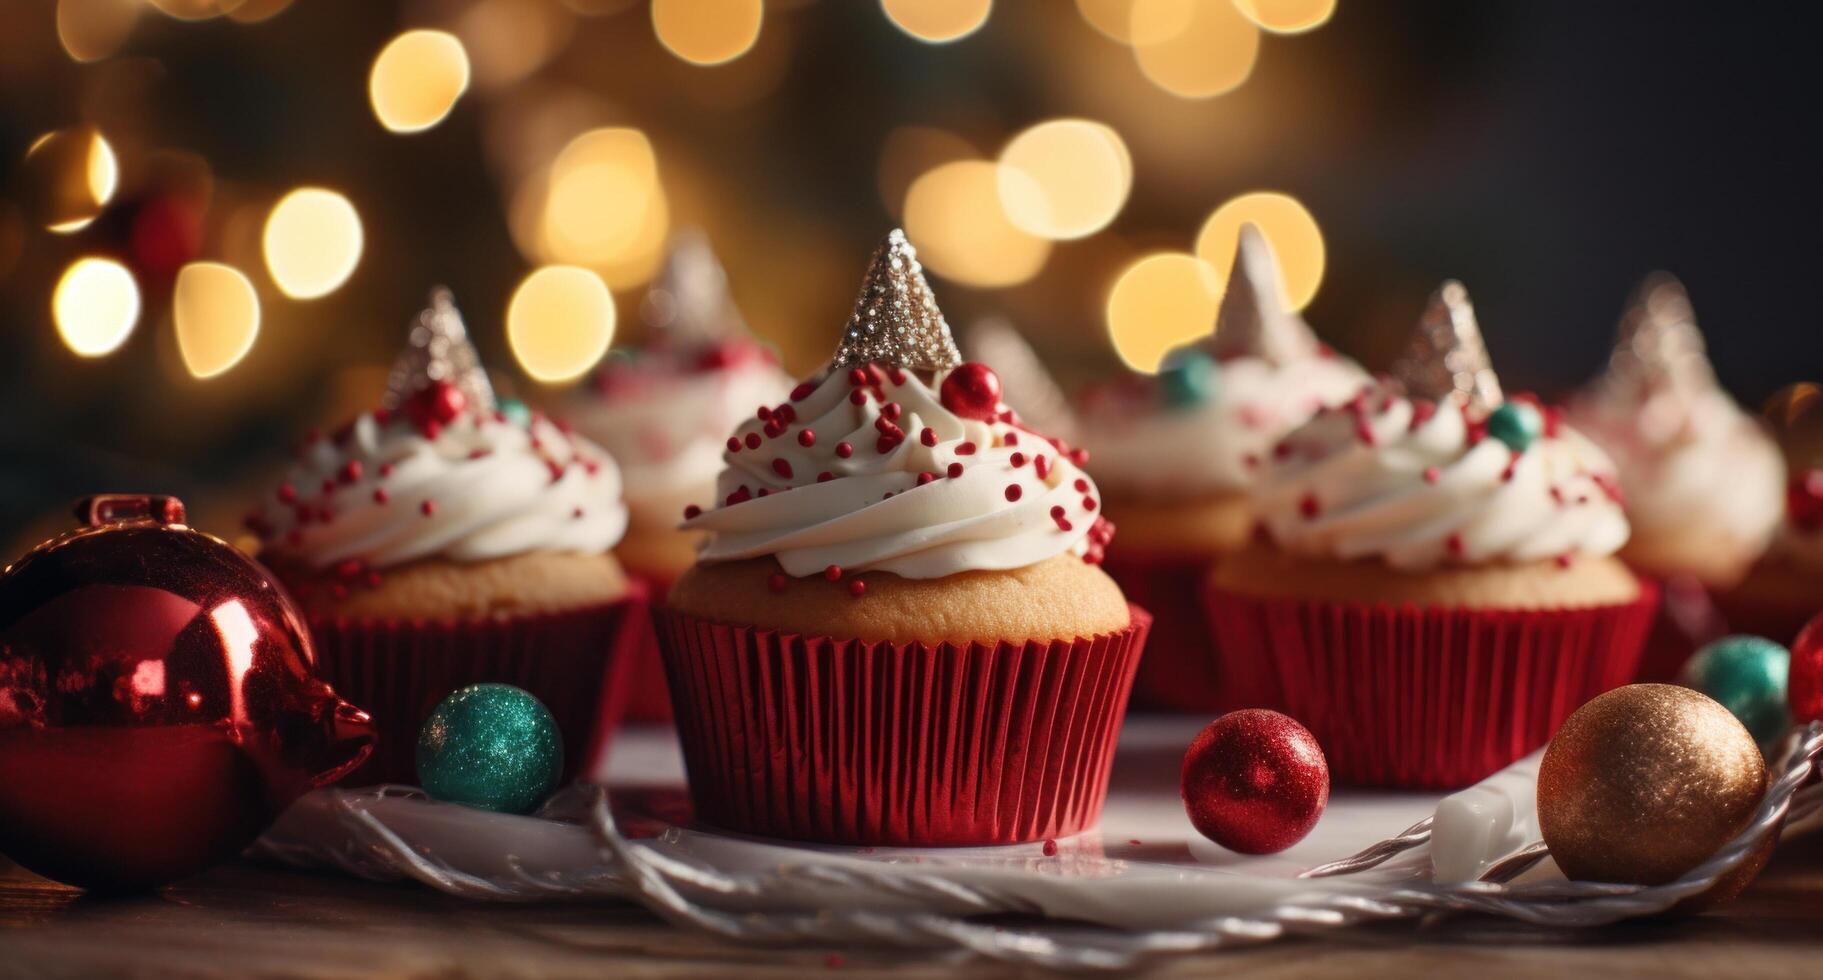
[339,461,363,484]
[798,428,817,447]
[420,499,437,516]
[920,426,937,447]
[848,368,868,386]
[917,471,936,486]
[727,436,742,453]
[757,405,772,422]
[1446,533,1465,558]
[1423,466,1441,484]
[939,362,1002,420]
[1005,484,1023,502]
[875,435,899,454]
[683,504,702,520]
[744,432,761,450]
[1051,505,1073,531]
[848,579,866,598]
[1010,452,1026,468]
[772,458,794,479]
[727,486,752,506]
[817,471,835,482]
[956,441,977,456]
[320,478,335,495]
[836,441,854,458]
[768,572,788,592]
[1073,478,1089,493]
[1068,448,1089,466]
[379,463,394,477]
[824,564,843,581]
[1082,495,1098,511]
[790,381,816,401]
[946,462,964,479]
[849,389,869,406]
[1298,493,1319,518]
[882,402,902,421]
[1003,431,1019,447]
[888,367,907,385]
[372,487,390,504]
[572,507,585,519]
[1033,455,1049,479]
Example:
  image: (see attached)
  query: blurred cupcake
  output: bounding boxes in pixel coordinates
[1206,282,1658,789]
[571,232,791,719]
[251,290,651,783]
[1568,274,1785,677]
[1077,225,1366,712]
[656,230,1147,846]
[1716,462,1823,644]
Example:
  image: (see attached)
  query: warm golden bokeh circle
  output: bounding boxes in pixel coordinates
[508,265,618,383]
[1196,191,1325,310]
[903,160,1051,288]
[1105,252,1222,372]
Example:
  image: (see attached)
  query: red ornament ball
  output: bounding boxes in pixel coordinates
[939,362,1002,421]
[1790,469,1823,531]
[405,381,467,433]
[1181,709,1329,854]
[1789,612,1823,724]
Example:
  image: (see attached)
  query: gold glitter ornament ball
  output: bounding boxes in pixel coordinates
[1539,684,1766,889]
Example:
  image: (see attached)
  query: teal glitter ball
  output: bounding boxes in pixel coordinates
[1680,635,1791,745]
[1484,401,1543,451]
[417,684,563,814]
[1158,347,1218,408]
[497,397,533,428]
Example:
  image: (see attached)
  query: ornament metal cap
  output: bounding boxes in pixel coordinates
[382,287,497,414]
[1208,223,1321,366]
[640,228,748,348]
[1607,272,1717,394]
[1393,280,1503,413]
[830,229,962,372]
[967,316,1076,439]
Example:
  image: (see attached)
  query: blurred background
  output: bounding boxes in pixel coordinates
[1,0,1817,545]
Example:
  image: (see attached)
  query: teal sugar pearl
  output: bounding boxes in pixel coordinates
[417,684,563,814]
[496,397,533,428]
[1484,401,1543,452]
[1680,635,1791,745]
[1158,347,1218,408]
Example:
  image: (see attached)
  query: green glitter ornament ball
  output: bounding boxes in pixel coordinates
[417,684,563,814]
[1680,635,1791,745]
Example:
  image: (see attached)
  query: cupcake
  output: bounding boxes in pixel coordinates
[1568,274,1786,677]
[1206,281,1658,789]
[250,290,651,784]
[571,232,791,719]
[1076,224,1366,712]
[1716,462,1823,644]
[656,230,1148,846]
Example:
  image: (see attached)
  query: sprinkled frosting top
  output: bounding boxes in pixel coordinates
[1253,283,1630,571]
[1568,274,1785,556]
[681,230,1112,580]
[1077,224,1368,497]
[251,292,628,576]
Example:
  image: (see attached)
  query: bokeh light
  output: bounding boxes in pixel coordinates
[148,0,244,20]
[1132,0,1259,99]
[997,119,1131,240]
[1076,0,1189,45]
[881,0,993,44]
[458,0,576,89]
[53,257,141,358]
[262,188,364,299]
[507,265,617,383]
[368,30,471,133]
[1234,0,1337,34]
[225,0,294,23]
[877,126,977,216]
[535,126,671,289]
[1195,191,1325,309]
[652,0,763,66]
[1105,252,1221,372]
[24,127,118,233]
[173,262,261,379]
[903,160,1051,288]
[57,0,142,62]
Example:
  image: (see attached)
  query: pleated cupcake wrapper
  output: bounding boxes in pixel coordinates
[1099,553,1252,713]
[1633,576,1725,682]
[309,589,654,786]
[655,605,1152,846]
[1204,582,1660,790]
[621,571,679,724]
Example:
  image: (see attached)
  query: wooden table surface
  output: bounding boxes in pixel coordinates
[4,831,1823,979]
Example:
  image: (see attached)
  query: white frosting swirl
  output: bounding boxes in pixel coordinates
[1078,353,1367,497]
[255,408,628,570]
[1569,382,1785,557]
[572,345,792,518]
[683,365,1109,579]
[1255,385,1631,570]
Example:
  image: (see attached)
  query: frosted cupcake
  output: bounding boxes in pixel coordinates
[571,233,791,719]
[251,290,650,783]
[1717,462,1823,644]
[1077,225,1366,712]
[1206,281,1658,789]
[1568,275,1786,677]
[657,231,1148,846]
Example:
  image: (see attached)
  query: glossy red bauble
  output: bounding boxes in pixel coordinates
[1181,709,1329,854]
[1789,612,1823,724]
[404,381,467,434]
[0,495,374,891]
[939,362,1002,421]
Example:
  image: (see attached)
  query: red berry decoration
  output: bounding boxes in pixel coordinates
[1789,469,1823,531]
[939,362,1002,421]
[404,381,467,434]
[1181,709,1329,854]
[1789,612,1823,724]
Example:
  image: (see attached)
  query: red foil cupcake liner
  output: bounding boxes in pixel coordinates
[1102,553,1270,713]
[1204,583,1659,789]
[309,587,654,786]
[621,572,678,723]
[655,604,1151,846]
[1633,576,1726,682]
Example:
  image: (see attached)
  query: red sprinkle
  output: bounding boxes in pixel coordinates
[849,389,868,406]
[744,432,762,450]
[1082,496,1098,511]
[790,381,816,401]
[1073,478,1090,493]
[1446,532,1465,558]
[1069,448,1089,466]
[572,507,585,519]
[1410,399,1438,431]
[420,499,437,516]
[875,435,899,454]
[946,462,964,479]
[1500,451,1521,482]
[824,564,843,581]
[1010,452,1027,468]
[888,367,907,385]
[836,441,854,458]
[372,487,390,504]
[769,573,787,593]
[378,463,394,478]
[727,486,752,506]
[772,458,794,479]
[818,471,835,482]
[684,504,702,520]
[799,429,817,447]
[848,368,868,386]
[320,478,335,495]
[757,405,772,422]
[1555,553,1574,568]
[1005,484,1023,502]
[882,402,902,421]
[955,441,977,456]
[917,471,935,485]
[727,437,742,453]
[1299,493,1319,518]
[1003,432,1019,446]
[1042,839,1058,857]
[848,579,866,597]
[1423,466,1441,484]
[920,426,937,447]
[277,483,297,504]
[339,461,363,484]
[1051,505,1073,531]
[1033,455,1049,479]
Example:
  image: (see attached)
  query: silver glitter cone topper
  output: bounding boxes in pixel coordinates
[830,229,962,373]
[1207,223,1322,366]
[1393,280,1504,413]
[382,287,497,413]
[640,228,748,348]
[1606,272,1717,396]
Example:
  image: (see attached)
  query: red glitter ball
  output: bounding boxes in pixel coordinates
[938,362,1002,420]
[1787,613,1823,723]
[744,432,762,450]
[772,458,794,479]
[824,564,842,581]
[848,579,866,597]
[836,441,854,458]
[683,504,702,520]
[1005,484,1023,502]
[404,381,467,433]
[946,462,964,479]
[768,573,788,593]
[1180,709,1329,855]
[799,429,817,447]
[920,426,937,447]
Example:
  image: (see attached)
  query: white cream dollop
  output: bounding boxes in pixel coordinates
[683,366,1109,579]
[572,346,792,519]
[255,408,628,570]
[1077,353,1368,498]
[1254,386,1631,571]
